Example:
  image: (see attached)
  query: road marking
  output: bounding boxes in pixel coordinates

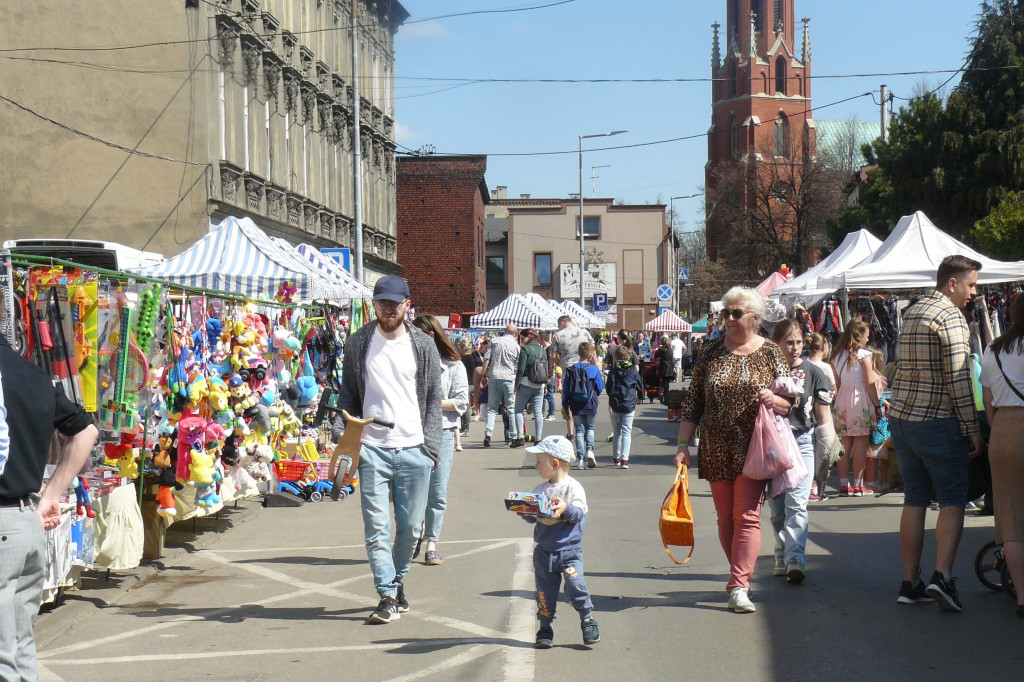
[37,663,64,681]
[210,536,524,554]
[502,539,535,681]
[383,643,500,682]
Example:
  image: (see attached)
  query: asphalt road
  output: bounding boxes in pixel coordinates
[34,385,1024,681]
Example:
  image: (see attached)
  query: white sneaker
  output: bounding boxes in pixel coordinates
[773,559,787,576]
[577,458,586,470]
[728,587,756,613]
[585,450,597,469]
[544,415,556,421]
[455,445,463,452]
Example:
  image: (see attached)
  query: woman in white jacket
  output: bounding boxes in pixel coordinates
[412,314,469,566]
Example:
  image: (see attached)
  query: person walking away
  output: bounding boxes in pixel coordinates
[805,333,837,500]
[980,292,1024,618]
[330,275,443,624]
[515,329,548,446]
[675,287,791,613]
[770,320,832,584]
[551,316,594,439]
[519,435,599,648]
[411,315,468,566]
[830,320,882,497]
[541,332,557,421]
[889,255,983,612]
[670,333,685,382]
[654,337,674,403]
[0,331,99,679]
[602,331,639,442]
[480,325,522,448]
[562,342,604,470]
[458,338,479,436]
[605,345,644,469]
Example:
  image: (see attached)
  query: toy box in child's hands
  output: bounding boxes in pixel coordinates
[504,492,551,517]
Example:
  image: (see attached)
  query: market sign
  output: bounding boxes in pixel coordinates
[557,263,616,301]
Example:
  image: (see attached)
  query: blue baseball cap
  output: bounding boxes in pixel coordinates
[372,275,410,303]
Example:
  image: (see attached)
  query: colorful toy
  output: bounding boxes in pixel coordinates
[153,433,174,468]
[176,416,208,484]
[99,305,141,431]
[73,477,96,518]
[504,492,552,517]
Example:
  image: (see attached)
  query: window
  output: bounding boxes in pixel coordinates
[576,216,601,239]
[730,115,739,158]
[775,56,787,95]
[486,256,505,285]
[534,252,552,286]
[774,0,784,31]
[774,114,789,157]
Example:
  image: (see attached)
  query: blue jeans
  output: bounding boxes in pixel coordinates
[544,377,556,416]
[890,417,969,508]
[485,379,517,438]
[534,546,593,625]
[357,444,432,598]
[610,410,635,461]
[769,430,815,568]
[515,385,545,442]
[422,429,455,542]
[573,413,596,456]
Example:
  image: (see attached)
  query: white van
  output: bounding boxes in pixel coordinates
[2,239,165,271]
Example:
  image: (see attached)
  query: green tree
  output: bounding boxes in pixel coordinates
[973,191,1024,259]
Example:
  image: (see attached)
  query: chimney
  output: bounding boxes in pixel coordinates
[520,193,530,199]
[496,185,508,199]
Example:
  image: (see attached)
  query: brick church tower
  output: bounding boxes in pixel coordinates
[705,0,815,262]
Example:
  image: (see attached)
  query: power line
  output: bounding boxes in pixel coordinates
[397,91,874,158]
[405,0,576,24]
[0,92,209,166]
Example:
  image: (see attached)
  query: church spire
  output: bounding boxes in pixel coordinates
[801,16,811,63]
[712,22,721,71]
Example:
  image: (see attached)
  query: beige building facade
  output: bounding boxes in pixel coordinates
[0,0,404,282]
[500,197,668,330]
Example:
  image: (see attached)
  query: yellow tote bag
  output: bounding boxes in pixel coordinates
[659,463,694,564]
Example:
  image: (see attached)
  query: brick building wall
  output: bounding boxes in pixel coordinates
[397,155,489,316]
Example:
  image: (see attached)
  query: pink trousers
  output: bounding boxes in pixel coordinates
[710,476,767,592]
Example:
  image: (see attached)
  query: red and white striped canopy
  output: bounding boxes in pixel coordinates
[645,310,691,332]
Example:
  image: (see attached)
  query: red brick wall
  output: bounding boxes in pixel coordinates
[397,155,488,317]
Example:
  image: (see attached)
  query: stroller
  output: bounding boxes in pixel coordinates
[641,360,662,403]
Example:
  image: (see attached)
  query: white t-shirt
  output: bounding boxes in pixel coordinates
[835,348,872,385]
[808,359,836,390]
[552,327,593,368]
[361,328,423,449]
[532,476,588,526]
[981,346,1024,408]
[670,337,684,360]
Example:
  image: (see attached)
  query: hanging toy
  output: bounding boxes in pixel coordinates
[275,281,297,324]
[73,477,96,518]
[778,263,793,280]
[153,433,174,469]
[133,283,162,355]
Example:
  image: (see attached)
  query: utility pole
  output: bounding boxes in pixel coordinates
[880,83,889,143]
[351,0,364,284]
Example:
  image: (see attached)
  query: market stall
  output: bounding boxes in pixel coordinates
[645,310,691,332]
[773,229,883,308]
[471,294,559,329]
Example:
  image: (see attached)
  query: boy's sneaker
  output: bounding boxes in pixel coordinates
[585,450,597,469]
[786,561,806,585]
[619,460,629,469]
[773,558,787,576]
[925,571,963,612]
[581,617,600,645]
[896,579,935,605]
[395,581,409,613]
[535,625,554,649]
[613,458,620,467]
[367,596,401,624]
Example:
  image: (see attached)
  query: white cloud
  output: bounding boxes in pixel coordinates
[395,122,420,145]
[397,20,454,41]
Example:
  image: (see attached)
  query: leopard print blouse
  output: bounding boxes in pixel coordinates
[681,337,789,482]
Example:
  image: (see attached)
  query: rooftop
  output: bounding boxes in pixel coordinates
[816,119,880,170]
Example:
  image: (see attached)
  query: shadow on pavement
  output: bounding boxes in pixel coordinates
[233,556,365,567]
[372,636,533,654]
[111,603,367,623]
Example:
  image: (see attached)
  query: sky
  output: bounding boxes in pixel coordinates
[392,0,985,229]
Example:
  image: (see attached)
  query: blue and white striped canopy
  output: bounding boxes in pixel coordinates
[294,243,372,299]
[130,217,312,300]
[271,238,368,302]
[472,295,545,329]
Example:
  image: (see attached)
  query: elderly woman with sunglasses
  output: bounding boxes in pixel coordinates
[674,287,791,614]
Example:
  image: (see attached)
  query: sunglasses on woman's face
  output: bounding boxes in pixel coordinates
[722,308,750,320]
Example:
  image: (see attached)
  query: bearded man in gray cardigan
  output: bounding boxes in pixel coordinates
[331,275,442,624]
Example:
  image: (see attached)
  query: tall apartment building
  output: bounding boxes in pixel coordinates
[0,0,405,283]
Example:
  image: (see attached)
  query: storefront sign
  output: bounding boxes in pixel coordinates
[557,263,616,301]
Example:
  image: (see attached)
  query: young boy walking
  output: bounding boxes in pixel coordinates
[605,345,644,469]
[521,435,599,649]
[562,342,604,469]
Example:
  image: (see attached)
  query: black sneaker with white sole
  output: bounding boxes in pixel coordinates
[581,617,600,645]
[535,625,554,649]
[396,581,409,613]
[367,595,402,624]
[897,579,935,604]
[925,571,963,612]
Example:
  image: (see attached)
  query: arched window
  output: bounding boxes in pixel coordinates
[761,71,768,94]
[775,56,787,95]
[728,60,737,97]
[774,113,789,157]
[730,116,739,158]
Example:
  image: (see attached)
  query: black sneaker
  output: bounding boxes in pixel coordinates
[581,617,600,645]
[535,625,554,649]
[367,595,401,624]
[395,581,409,613]
[483,436,491,448]
[897,579,935,604]
[925,571,963,612]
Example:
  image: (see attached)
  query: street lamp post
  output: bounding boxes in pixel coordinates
[668,192,703,315]
[579,130,626,309]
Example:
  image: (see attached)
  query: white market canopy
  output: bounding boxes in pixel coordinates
[560,300,603,328]
[819,211,1024,291]
[289,241,372,300]
[472,294,559,330]
[775,229,883,306]
[645,310,691,332]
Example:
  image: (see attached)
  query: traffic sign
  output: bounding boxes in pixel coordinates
[678,268,689,282]
[659,305,672,316]
[657,284,673,301]
[593,292,608,312]
[321,247,352,272]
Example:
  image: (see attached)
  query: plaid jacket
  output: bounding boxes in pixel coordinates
[890,291,979,436]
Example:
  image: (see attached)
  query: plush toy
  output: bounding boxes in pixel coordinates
[153,434,174,469]
[206,318,223,350]
[189,448,215,484]
[116,446,140,479]
[246,403,273,434]
[296,351,318,406]
[176,416,208,484]
[103,426,141,469]
[260,377,278,406]
[187,376,210,410]
[155,485,177,518]
[228,374,259,414]
[74,477,96,518]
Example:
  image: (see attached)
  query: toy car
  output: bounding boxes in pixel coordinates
[239,357,268,382]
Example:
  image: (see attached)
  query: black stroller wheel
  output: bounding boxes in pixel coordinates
[975,540,1005,592]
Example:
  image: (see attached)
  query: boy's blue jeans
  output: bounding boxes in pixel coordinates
[358,444,432,598]
[610,410,635,461]
[534,546,593,626]
[573,413,596,456]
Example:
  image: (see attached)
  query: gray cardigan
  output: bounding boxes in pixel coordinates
[331,320,443,462]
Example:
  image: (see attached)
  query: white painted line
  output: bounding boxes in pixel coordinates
[438,539,516,562]
[502,539,536,681]
[383,643,500,682]
[210,537,524,554]
[37,663,64,681]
